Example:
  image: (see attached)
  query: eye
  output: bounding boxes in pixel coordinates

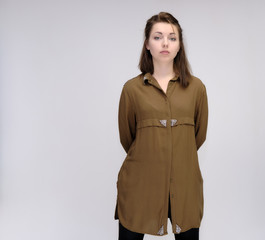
[170,38,177,41]
[154,36,161,40]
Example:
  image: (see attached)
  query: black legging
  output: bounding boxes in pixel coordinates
[118,196,199,240]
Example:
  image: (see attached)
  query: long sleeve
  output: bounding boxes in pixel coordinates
[194,84,208,150]
[118,85,136,153]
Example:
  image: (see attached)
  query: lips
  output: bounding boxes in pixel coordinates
[160,51,169,54]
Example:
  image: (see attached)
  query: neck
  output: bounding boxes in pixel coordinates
[152,60,175,81]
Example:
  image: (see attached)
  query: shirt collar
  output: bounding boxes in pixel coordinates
[143,72,179,85]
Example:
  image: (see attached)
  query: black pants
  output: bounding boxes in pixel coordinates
[118,197,199,240]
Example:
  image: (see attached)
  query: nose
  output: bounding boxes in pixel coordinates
[162,37,168,47]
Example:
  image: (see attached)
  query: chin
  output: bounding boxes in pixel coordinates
[157,58,174,63]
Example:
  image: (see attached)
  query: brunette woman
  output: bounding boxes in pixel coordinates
[114,12,208,240]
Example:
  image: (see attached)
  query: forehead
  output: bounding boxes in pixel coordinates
[150,22,178,35]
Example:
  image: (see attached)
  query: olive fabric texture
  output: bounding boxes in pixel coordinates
[114,72,208,236]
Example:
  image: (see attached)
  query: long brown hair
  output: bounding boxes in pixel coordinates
[138,12,192,87]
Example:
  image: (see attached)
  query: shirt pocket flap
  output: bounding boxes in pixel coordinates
[137,119,167,129]
[171,117,195,127]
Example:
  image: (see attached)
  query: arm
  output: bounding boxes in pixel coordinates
[195,84,208,150]
[118,84,136,153]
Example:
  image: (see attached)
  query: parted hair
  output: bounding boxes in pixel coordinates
[138,12,192,87]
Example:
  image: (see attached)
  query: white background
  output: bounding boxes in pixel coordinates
[1,0,265,239]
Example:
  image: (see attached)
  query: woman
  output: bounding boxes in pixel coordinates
[114,12,208,240]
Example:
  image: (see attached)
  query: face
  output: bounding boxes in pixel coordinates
[146,22,180,64]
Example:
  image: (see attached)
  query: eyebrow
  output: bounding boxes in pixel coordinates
[154,32,176,35]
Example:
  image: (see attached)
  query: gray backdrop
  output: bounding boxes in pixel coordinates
[1,0,265,239]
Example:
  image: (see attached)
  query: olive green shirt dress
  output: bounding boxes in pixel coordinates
[114,72,208,236]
